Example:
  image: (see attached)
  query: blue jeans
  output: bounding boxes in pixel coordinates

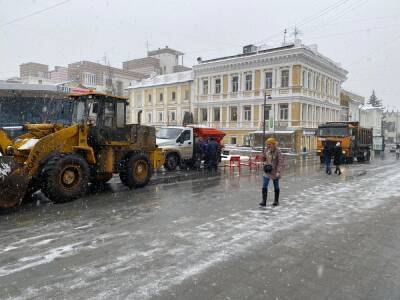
[325,157,331,173]
[263,176,280,191]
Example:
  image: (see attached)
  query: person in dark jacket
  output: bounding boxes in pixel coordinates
[333,142,343,175]
[323,142,333,175]
[206,137,219,171]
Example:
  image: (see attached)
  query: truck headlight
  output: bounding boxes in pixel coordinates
[342,151,346,154]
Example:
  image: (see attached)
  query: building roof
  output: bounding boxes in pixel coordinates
[200,44,295,64]
[0,82,58,91]
[126,70,193,89]
[148,46,184,57]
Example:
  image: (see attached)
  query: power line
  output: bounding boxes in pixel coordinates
[0,0,73,29]
[254,0,350,45]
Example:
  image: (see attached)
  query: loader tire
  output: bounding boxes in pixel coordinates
[42,154,90,203]
[119,153,152,188]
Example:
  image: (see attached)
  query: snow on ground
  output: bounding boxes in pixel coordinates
[1,160,399,299]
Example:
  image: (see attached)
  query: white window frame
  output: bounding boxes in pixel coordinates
[279,104,289,120]
[232,75,239,92]
[201,108,208,122]
[215,78,221,94]
[158,111,164,122]
[202,79,209,95]
[147,112,152,123]
[245,73,252,91]
[281,69,289,88]
[213,107,220,122]
[230,106,238,122]
[265,71,273,89]
[244,105,251,121]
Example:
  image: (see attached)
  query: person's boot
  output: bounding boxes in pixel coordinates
[272,189,280,206]
[259,188,267,206]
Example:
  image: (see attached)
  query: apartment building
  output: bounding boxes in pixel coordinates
[68,61,145,96]
[123,46,191,77]
[127,70,193,126]
[193,40,348,150]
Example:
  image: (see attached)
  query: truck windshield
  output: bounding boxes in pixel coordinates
[156,128,183,139]
[317,127,349,137]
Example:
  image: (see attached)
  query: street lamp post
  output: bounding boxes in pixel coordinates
[262,92,266,157]
[262,92,272,158]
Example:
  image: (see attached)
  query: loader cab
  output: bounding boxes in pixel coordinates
[70,93,129,143]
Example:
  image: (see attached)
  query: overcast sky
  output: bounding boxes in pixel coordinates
[1,0,399,108]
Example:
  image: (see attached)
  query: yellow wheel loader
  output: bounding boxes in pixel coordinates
[0,92,164,209]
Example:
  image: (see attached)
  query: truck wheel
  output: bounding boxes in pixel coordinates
[42,154,90,203]
[119,153,152,188]
[164,153,179,171]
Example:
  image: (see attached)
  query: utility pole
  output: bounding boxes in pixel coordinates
[262,91,266,158]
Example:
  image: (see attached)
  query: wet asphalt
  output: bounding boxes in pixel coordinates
[0,154,400,299]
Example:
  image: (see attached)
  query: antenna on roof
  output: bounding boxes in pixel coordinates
[283,29,287,44]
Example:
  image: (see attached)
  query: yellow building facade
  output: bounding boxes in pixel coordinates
[127,71,193,126]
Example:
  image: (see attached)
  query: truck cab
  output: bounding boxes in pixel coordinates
[156,125,225,171]
[156,126,194,170]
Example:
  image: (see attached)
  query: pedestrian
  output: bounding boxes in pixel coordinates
[202,138,209,169]
[206,137,219,171]
[396,144,400,160]
[323,142,333,175]
[333,142,343,175]
[259,137,284,207]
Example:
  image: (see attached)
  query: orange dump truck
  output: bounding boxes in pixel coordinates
[316,122,372,164]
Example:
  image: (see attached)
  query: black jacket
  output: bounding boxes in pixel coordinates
[333,146,343,165]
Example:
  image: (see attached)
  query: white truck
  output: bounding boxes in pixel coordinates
[156,126,225,171]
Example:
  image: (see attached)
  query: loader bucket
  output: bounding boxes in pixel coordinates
[0,157,29,209]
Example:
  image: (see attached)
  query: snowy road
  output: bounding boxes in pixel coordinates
[1,156,400,299]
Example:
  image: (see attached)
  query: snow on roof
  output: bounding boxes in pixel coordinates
[126,70,193,90]
[360,104,382,111]
[0,82,58,91]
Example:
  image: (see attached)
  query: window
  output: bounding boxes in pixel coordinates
[170,111,176,121]
[147,112,152,123]
[158,112,163,122]
[230,137,237,145]
[302,70,306,87]
[202,79,209,95]
[116,102,125,128]
[215,78,221,94]
[279,104,289,120]
[184,89,190,100]
[148,94,152,104]
[159,93,163,103]
[201,108,208,122]
[171,91,176,102]
[308,72,311,89]
[281,70,289,87]
[244,105,251,121]
[264,104,272,120]
[213,107,220,122]
[104,102,114,127]
[180,130,191,142]
[232,75,239,92]
[265,72,272,89]
[245,74,252,91]
[230,106,238,121]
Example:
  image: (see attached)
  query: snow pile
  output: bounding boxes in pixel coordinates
[0,162,11,180]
